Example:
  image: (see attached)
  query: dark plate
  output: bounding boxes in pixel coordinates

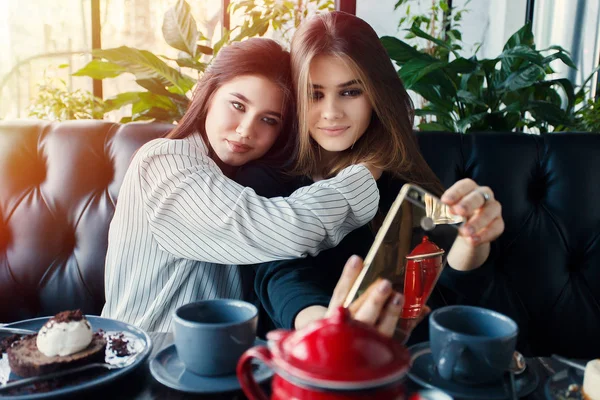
[0,316,152,399]
[407,342,539,399]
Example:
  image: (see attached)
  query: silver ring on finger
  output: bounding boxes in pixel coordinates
[478,188,491,204]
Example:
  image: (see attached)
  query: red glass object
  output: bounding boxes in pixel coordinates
[401,236,444,319]
[237,307,411,400]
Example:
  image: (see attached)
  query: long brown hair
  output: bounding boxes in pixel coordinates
[290,12,443,195]
[167,38,295,165]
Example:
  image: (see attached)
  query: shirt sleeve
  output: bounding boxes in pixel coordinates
[254,226,373,329]
[138,139,380,264]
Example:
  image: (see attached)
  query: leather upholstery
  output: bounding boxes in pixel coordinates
[1,121,598,357]
[0,121,169,322]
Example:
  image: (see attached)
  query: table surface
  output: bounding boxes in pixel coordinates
[15,332,579,400]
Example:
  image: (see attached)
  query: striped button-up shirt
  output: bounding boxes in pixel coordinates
[102,133,379,332]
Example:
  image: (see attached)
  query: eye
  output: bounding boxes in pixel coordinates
[262,117,279,126]
[310,91,324,101]
[231,101,245,111]
[341,88,363,97]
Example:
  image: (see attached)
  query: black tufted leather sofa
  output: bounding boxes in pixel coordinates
[1,121,598,358]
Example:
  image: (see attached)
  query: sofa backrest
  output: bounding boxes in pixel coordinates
[0,120,169,322]
[418,132,600,358]
[1,121,598,358]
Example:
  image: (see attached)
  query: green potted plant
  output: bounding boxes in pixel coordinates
[382,11,583,133]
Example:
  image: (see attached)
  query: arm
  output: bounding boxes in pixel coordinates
[139,139,379,264]
[254,226,373,329]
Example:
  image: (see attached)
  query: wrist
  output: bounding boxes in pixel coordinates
[294,305,328,330]
[447,236,490,271]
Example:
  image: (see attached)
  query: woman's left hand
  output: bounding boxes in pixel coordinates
[441,178,504,247]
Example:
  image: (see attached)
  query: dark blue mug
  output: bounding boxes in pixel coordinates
[429,305,518,384]
[173,299,258,376]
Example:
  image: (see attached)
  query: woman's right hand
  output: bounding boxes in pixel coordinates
[326,255,402,337]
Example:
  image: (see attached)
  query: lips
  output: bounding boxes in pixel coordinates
[226,140,252,153]
[318,126,349,136]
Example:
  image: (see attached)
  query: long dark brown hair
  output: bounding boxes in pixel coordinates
[291,12,443,195]
[167,38,295,165]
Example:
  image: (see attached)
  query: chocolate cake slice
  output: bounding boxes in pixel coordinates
[7,333,107,378]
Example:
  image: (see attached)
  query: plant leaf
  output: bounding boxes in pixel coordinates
[409,23,459,57]
[446,57,478,74]
[380,36,433,64]
[542,52,577,69]
[400,59,448,87]
[456,112,488,132]
[162,0,199,58]
[497,64,545,92]
[418,122,452,131]
[73,60,127,79]
[93,46,195,94]
[103,92,142,112]
[503,23,534,51]
[499,45,543,65]
[456,90,487,107]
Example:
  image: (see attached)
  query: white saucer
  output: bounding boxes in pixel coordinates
[149,339,273,394]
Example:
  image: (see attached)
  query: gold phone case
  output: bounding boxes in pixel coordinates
[343,184,464,308]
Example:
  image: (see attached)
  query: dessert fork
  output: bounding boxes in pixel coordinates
[0,351,142,393]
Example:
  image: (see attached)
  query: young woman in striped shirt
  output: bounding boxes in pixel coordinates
[102,38,391,332]
[240,12,505,339]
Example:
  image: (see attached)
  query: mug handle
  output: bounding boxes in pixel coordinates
[237,346,272,400]
[436,342,465,381]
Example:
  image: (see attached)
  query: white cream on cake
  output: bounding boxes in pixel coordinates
[36,312,93,357]
[583,359,600,400]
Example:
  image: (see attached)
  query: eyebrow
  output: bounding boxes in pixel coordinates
[230,92,282,119]
[311,79,363,89]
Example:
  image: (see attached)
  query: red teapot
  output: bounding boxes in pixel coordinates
[237,306,411,400]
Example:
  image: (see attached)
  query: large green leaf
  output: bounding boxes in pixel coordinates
[73,60,127,79]
[103,92,141,112]
[497,64,545,92]
[136,78,189,101]
[499,45,543,65]
[504,23,534,51]
[408,23,460,58]
[410,81,456,112]
[528,100,570,126]
[456,90,487,107]
[380,36,430,64]
[535,78,575,112]
[400,59,448,87]
[456,112,488,132]
[446,57,478,74]
[162,0,199,58]
[93,46,195,94]
[418,122,454,131]
[542,51,577,69]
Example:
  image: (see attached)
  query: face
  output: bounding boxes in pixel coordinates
[308,55,373,153]
[204,74,284,169]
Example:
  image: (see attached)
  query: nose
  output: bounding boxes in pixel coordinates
[321,97,343,120]
[236,118,254,138]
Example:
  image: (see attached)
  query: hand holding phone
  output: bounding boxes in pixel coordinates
[343,184,464,340]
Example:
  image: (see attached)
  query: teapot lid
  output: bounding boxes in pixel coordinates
[267,307,410,390]
[405,236,445,259]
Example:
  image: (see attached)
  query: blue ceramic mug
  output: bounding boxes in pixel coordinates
[173,299,258,376]
[429,305,518,384]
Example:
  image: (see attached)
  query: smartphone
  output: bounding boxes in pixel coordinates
[343,184,464,330]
